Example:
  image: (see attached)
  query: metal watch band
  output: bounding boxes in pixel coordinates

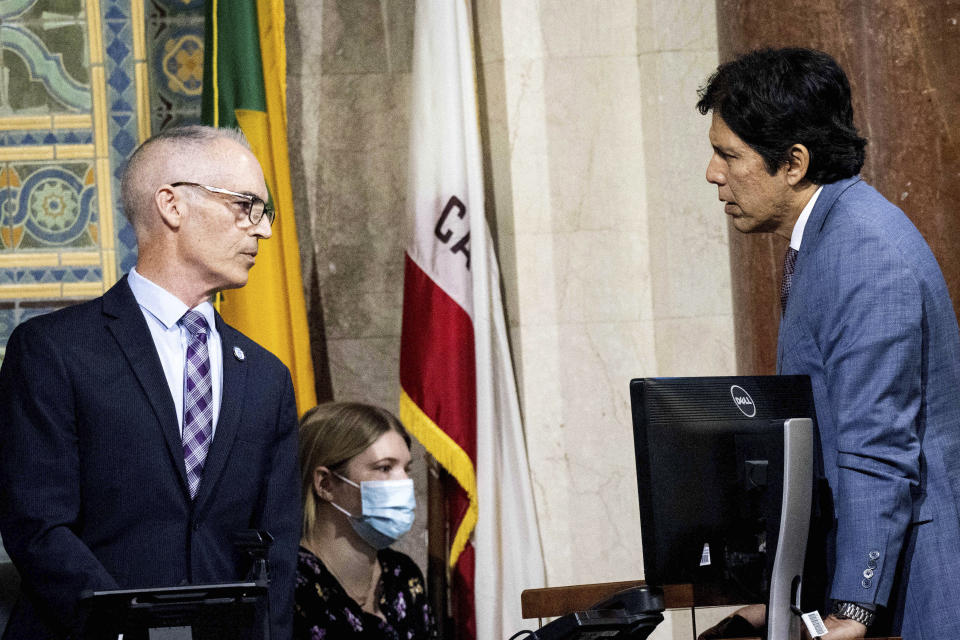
[833,601,875,627]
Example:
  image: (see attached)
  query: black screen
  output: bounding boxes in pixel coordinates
[631,376,816,606]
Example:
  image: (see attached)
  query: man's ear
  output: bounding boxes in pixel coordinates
[154,185,184,230]
[784,143,811,186]
[313,466,335,501]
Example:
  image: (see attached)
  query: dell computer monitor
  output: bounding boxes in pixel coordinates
[631,375,816,640]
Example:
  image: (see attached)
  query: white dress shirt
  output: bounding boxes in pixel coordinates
[127,267,223,436]
[790,185,824,251]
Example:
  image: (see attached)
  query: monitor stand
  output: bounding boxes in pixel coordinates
[766,418,813,640]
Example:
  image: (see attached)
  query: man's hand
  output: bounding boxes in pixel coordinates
[809,614,867,639]
[697,605,869,640]
[697,604,766,639]
[735,604,766,627]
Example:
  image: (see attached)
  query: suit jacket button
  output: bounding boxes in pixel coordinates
[863,568,874,579]
[867,559,877,570]
[861,578,871,588]
[868,550,880,560]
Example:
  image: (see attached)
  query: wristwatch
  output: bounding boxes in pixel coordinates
[832,601,875,627]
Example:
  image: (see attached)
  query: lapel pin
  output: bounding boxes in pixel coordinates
[233,346,245,361]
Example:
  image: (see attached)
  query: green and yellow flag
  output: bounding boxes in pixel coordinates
[203,0,316,415]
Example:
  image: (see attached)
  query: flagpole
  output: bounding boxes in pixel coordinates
[427,457,450,639]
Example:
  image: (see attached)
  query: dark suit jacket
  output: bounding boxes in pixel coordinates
[0,276,300,639]
[778,177,960,637]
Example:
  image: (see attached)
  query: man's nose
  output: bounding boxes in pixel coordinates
[706,154,725,185]
[253,216,273,239]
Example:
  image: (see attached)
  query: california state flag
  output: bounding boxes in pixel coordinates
[398,1,546,639]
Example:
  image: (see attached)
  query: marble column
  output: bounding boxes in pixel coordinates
[715,0,960,374]
[285,0,430,570]
[472,3,742,633]
[474,0,733,597]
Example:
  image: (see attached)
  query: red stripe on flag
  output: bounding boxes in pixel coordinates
[399,254,477,638]
[399,255,477,464]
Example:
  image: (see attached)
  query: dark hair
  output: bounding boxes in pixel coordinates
[696,48,866,184]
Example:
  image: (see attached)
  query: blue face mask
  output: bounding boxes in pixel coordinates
[330,472,416,549]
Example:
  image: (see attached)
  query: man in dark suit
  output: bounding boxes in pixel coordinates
[0,125,300,639]
[696,49,960,640]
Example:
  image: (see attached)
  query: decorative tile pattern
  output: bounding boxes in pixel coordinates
[0,0,150,364]
[146,0,205,132]
[5,130,95,145]
[0,163,99,250]
[0,1,90,113]
[0,267,104,285]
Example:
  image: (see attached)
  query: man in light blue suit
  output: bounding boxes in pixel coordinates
[696,49,960,640]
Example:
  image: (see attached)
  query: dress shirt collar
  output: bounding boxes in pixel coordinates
[127,267,217,330]
[789,186,823,251]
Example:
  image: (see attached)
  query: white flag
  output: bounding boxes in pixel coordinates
[399,1,547,638]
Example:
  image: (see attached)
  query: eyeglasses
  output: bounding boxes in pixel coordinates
[170,182,275,226]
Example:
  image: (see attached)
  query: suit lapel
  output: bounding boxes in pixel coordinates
[778,176,862,374]
[194,315,247,510]
[790,176,865,316]
[103,277,190,492]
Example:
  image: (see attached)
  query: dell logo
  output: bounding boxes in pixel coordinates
[730,385,757,417]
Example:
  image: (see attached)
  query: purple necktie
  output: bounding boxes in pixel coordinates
[180,310,213,500]
[780,247,799,314]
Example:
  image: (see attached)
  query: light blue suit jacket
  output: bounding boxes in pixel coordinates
[777,176,960,638]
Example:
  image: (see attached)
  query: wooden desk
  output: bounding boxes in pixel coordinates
[520,579,692,618]
[520,581,901,639]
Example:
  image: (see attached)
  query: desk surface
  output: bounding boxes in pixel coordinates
[520,579,691,617]
[519,581,901,640]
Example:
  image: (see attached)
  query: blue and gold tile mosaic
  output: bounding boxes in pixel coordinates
[147,0,205,132]
[0,0,202,363]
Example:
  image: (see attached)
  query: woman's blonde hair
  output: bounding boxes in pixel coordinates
[299,401,411,536]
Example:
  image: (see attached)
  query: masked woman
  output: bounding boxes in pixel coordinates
[294,401,437,639]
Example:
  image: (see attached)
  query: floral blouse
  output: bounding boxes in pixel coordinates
[294,546,437,640]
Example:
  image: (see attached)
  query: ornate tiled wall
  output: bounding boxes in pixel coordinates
[0,0,204,364]
[146,0,204,132]
[0,0,147,362]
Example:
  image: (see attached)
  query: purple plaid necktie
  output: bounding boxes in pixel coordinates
[780,246,799,314]
[180,310,213,500]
